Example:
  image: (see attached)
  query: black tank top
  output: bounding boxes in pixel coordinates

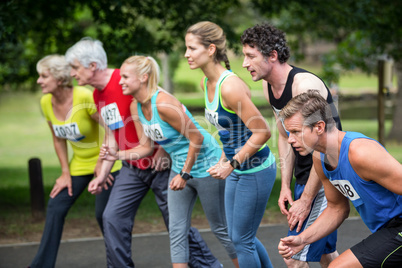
[267,66,342,185]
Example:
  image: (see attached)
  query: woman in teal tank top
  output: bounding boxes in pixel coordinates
[185,21,277,268]
[100,55,238,267]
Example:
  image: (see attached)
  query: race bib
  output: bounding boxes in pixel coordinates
[142,123,167,142]
[330,179,363,206]
[205,109,228,135]
[101,103,124,130]
[53,123,85,142]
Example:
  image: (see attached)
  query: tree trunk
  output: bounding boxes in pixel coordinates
[160,52,174,94]
[387,60,402,142]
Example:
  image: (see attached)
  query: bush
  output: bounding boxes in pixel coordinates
[173,81,199,93]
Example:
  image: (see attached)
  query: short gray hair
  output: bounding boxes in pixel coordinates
[37,54,73,87]
[65,37,107,70]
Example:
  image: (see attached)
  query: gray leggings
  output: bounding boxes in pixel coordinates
[168,170,237,263]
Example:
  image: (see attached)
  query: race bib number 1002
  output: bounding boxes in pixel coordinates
[101,103,124,130]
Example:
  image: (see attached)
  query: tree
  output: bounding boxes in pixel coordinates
[251,0,402,142]
[0,0,240,91]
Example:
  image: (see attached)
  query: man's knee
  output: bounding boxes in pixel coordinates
[320,251,339,268]
[283,257,310,268]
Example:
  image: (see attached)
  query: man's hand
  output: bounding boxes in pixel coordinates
[94,160,115,190]
[278,188,294,216]
[287,198,311,232]
[88,177,104,195]
[50,172,72,198]
[278,235,306,260]
[152,147,171,171]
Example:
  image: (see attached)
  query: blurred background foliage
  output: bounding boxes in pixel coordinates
[1,0,402,140]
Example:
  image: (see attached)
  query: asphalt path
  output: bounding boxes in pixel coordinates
[0,217,370,268]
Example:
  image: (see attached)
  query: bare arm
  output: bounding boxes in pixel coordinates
[88,105,154,194]
[349,139,402,195]
[90,111,116,188]
[112,102,155,161]
[284,74,329,230]
[263,82,296,216]
[47,121,73,198]
[279,152,350,259]
[208,76,270,180]
[157,91,204,190]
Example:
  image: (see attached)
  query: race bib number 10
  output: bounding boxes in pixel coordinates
[53,123,85,142]
[101,103,124,130]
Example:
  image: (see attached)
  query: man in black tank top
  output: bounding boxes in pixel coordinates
[241,24,341,268]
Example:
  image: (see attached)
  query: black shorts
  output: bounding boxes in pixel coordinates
[351,217,402,267]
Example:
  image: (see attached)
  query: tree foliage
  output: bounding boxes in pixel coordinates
[251,0,402,83]
[0,0,240,90]
[251,0,402,142]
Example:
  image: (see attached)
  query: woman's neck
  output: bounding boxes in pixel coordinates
[202,62,227,83]
[133,85,155,104]
[52,86,73,104]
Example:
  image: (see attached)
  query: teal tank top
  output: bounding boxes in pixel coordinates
[204,70,274,173]
[137,90,222,178]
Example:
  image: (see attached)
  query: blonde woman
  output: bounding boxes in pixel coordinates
[96,55,239,268]
[185,21,277,268]
[30,55,121,268]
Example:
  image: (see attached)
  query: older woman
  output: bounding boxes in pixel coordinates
[29,54,121,268]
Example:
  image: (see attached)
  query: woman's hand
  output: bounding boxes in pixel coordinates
[207,159,234,180]
[50,172,72,198]
[169,174,187,191]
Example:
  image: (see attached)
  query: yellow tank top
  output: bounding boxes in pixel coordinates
[40,86,121,176]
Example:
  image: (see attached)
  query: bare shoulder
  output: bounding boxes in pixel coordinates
[155,89,182,118]
[220,74,250,99]
[348,138,382,162]
[293,72,328,98]
[348,138,386,179]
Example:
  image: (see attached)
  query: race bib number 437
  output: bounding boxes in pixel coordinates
[101,103,124,130]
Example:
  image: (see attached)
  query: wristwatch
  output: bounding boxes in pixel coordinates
[180,170,193,181]
[230,158,241,169]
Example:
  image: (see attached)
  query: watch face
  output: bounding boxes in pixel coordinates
[180,171,192,180]
[230,159,240,169]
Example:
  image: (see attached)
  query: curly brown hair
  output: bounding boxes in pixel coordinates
[241,24,290,64]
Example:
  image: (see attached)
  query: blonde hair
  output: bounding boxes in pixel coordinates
[36,54,73,87]
[186,21,231,70]
[122,55,160,103]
